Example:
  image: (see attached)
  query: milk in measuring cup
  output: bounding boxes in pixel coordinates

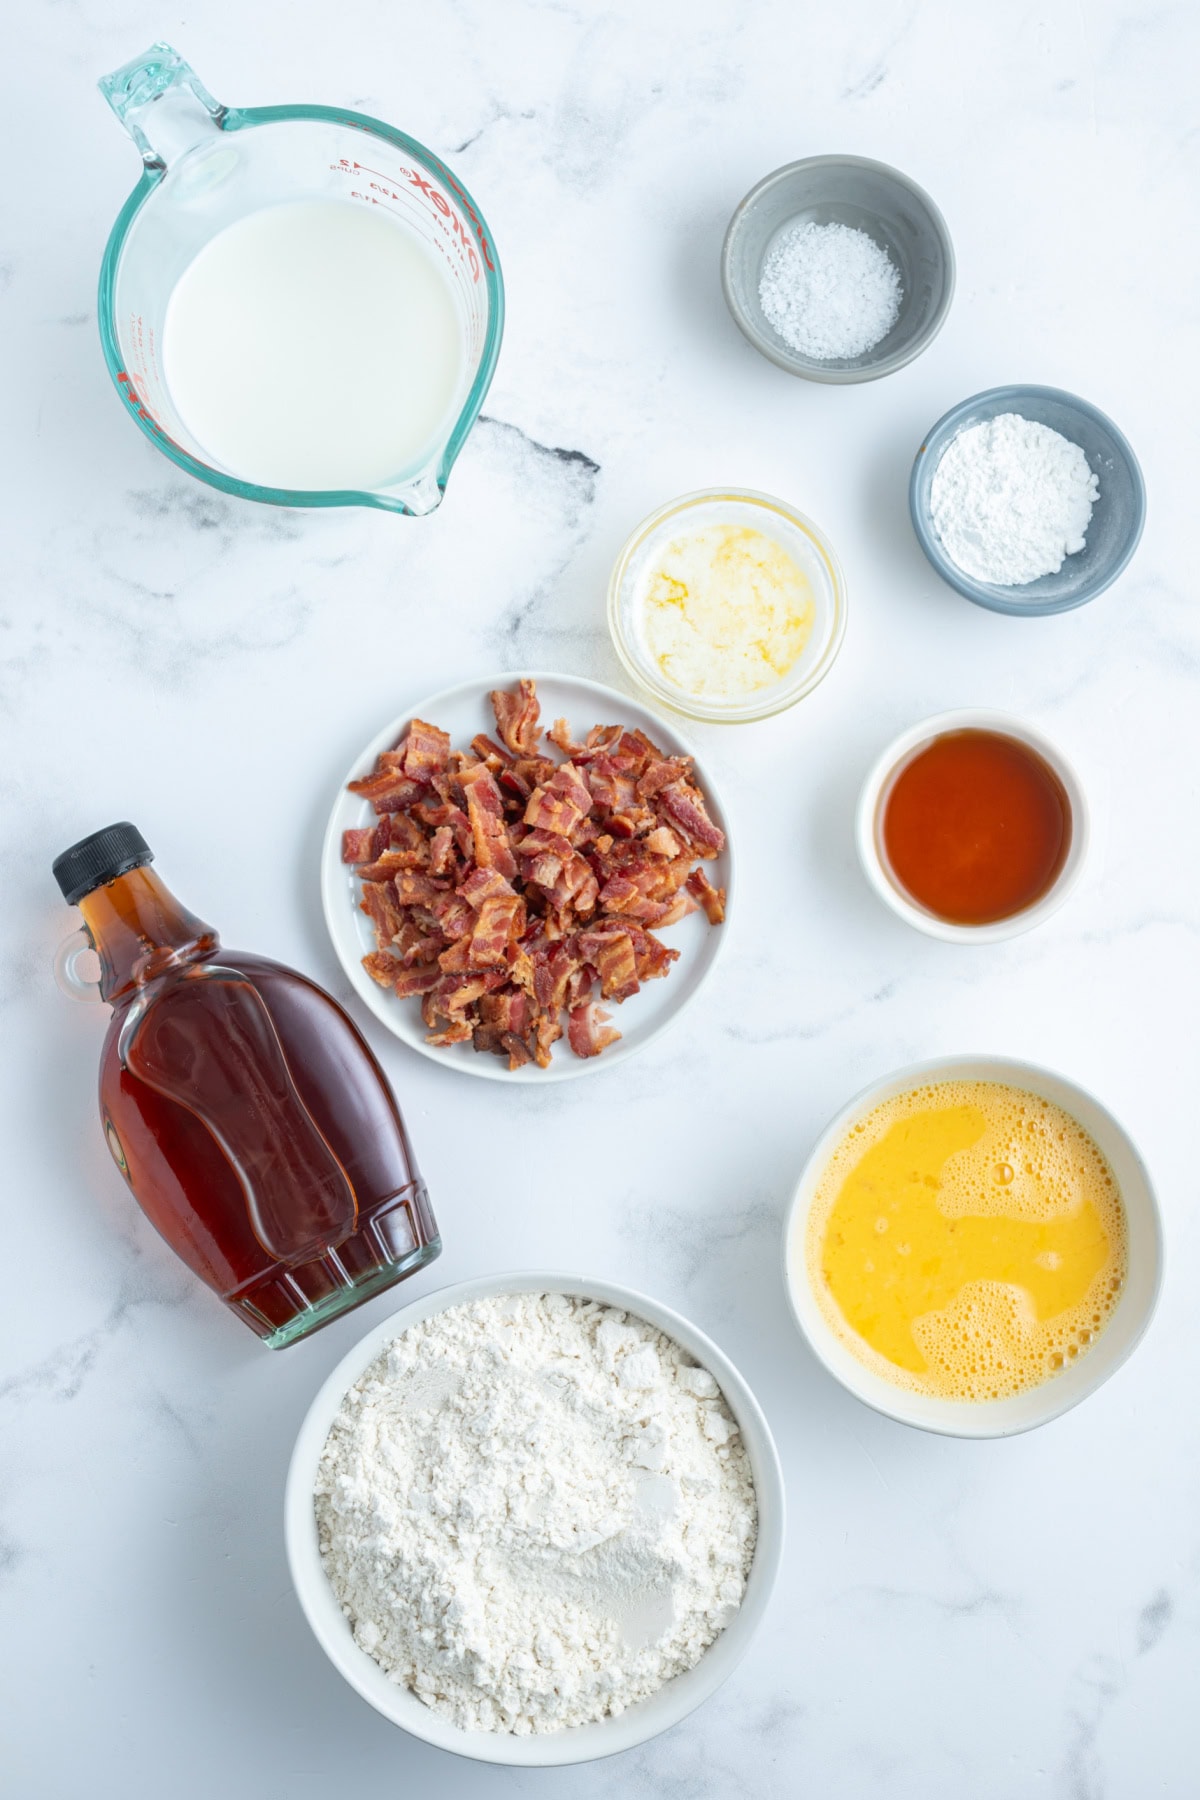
[162,199,465,492]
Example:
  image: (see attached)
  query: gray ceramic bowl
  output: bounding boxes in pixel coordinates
[721,155,955,383]
[910,385,1146,616]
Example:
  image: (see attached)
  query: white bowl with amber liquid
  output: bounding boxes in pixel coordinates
[855,710,1090,943]
[783,1056,1163,1437]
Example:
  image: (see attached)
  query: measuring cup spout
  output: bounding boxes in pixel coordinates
[379,468,445,517]
[100,43,226,172]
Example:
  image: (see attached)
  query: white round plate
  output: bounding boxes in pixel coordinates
[320,671,733,1081]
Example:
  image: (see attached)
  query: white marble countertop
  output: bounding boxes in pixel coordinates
[4,2,1197,1794]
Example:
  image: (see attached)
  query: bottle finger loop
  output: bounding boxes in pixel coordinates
[54,930,104,1002]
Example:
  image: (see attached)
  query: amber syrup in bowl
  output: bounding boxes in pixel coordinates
[882,730,1070,924]
[54,826,439,1347]
[855,712,1088,942]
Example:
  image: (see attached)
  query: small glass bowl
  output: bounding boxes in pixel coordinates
[607,487,847,724]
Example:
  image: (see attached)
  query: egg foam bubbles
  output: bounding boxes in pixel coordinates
[803,1080,1127,1403]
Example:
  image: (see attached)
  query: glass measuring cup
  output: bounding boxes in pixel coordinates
[98,44,504,515]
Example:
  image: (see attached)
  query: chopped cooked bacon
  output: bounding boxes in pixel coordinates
[563,964,593,1010]
[533,1010,563,1068]
[458,865,516,909]
[577,926,640,1002]
[427,971,507,1020]
[582,724,623,758]
[361,950,399,987]
[624,924,680,982]
[547,717,584,755]
[657,778,726,855]
[514,754,558,790]
[428,825,457,877]
[598,872,646,914]
[345,680,724,1066]
[393,870,447,908]
[402,718,451,783]
[391,964,443,999]
[655,889,698,927]
[533,940,581,1010]
[546,852,599,920]
[436,937,474,974]
[392,919,442,966]
[644,826,682,858]
[468,892,524,967]
[356,847,427,882]
[460,763,518,880]
[383,812,427,854]
[491,678,541,755]
[524,850,564,890]
[470,732,513,771]
[431,892,475,941]
[480,988,531,1037]
[347,767,424,813]
[431,805,473,859]
[500,1031,532,1069]
[567,1002,621,1058]
[359,880,404,945]
[519,827,577,861]
[524,762,592,837]
[605,806,657,839]
[498,765,533,803]
[426,1019,473,1047]
[636,756,691,799]
[342,828,375,864]
[686,867,727,924]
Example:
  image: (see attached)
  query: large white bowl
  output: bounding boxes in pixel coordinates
[285,1271,785,1766]
[855,709,1089,943]
[783,1056,1162,1438]
[321,671,733,1081]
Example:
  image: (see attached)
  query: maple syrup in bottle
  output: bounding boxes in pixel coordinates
[53,824,439,1347]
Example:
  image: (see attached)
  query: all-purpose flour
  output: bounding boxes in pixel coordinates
[929,413,1100,586]
[314,1293,758,1734]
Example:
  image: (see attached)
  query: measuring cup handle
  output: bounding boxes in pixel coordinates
[55,929,105,1004]
[99,43,226,170]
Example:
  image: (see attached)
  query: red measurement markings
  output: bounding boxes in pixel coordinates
[337,157,494,277]
[117,369,165,433]
[117,315,170,434]
[349,191,471,289]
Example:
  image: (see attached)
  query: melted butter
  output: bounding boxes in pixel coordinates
[803,1081,1127,1402]
[639,524,815,700]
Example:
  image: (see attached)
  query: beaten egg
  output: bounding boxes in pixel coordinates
[804,1080,1127,1403]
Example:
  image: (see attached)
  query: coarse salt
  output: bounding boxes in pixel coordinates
[758,221,902,361]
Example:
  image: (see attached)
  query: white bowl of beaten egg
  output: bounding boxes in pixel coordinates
[608,488,847,723]
[784,1057,1162,1437]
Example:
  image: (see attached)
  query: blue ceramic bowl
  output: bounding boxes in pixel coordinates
[909,385,1145,615]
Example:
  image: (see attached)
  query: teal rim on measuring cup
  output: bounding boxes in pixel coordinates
[97,44,504,514]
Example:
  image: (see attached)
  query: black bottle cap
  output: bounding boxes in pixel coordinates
[52,823,154,906]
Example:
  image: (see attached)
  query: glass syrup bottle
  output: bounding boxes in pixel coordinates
[53,823,440,1347]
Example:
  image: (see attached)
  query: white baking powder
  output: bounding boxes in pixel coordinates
[758,220,902,360]
[929,412,1100,586]
[314,1293,757,1735]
